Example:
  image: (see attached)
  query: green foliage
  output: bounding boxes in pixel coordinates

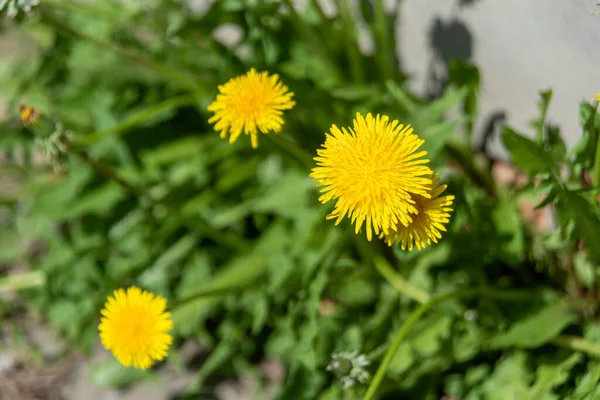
[1,1,600,400]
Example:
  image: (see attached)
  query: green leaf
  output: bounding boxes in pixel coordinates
[502,126,556,175]
[571,102,600,168]
[330,84,380,101]
[560,190,600,264]
[428,86,468,122]
[528,353,582,400]
[420,118,467,161]
[90,358,156,389]
[546,124,566,161]
[530,89,553,143]
[573,252,596,289]
[570,361,600,400]
[333,280,377,307]
[139,234,199,292]
[385,80,418,114]
[488,303,575,349]
[64,182,126,218]
[477,352,531,400]
[491,198,525,263]
[449,60,480,136]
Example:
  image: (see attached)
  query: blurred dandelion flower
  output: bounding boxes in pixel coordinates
[19,105,40,126]
[381,173,454,251]
[595,92,600,101]
[99,286,173,370]
[208,68,295,149]
[311,113,433,241]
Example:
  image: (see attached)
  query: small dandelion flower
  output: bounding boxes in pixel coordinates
[310,113,433,241]
[19,105,40,126]
[595,92,600,101]
[326,350,371,390]
[99,286,173,370]
[207,68,295,149]
[381,173,454,251]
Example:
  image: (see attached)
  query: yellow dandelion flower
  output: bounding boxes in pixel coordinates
[310,112,433,241]
[381,174,454,251]
[207,68,295,149]
[19,105,40,126]
[99,286,173,370]
[595,92,600,101]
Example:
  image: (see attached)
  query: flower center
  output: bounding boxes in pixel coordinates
[118,308,153,350]
[234,83,270,119]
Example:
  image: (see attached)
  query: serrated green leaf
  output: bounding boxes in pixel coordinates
[488,303,575,349]
[502,126,556,175]
[385,80,418,114]
[573,252,596,289]
[570,361,600,400]
[330,84,380,100]
[560,190,600,264]
[428,87,468,121]
[535,188,559,210]
[531,89,553,143]
[64,182,126,218]
[546,124,566,161]
[528,353,582,400]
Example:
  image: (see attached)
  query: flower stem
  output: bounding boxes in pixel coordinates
[551,334,600,358]
[75,95,198,146]
[593,102,600,188]
[373,256,430,304]
[334,0,364,82]
[266,134,314,170]
[372,0,393,81]
[445,141,498,198]
[364,287,530,400]
[168,284,253,312]
[39,7,205,94]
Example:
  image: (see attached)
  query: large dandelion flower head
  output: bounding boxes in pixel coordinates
[310,113,433,241]
[381,173,454,251]
[99,286,173,369]
[207,68,295,149]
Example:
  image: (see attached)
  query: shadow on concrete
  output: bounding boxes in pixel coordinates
[426,17,473,98]
[425,3,507,150]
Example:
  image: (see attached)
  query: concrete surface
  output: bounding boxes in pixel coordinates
[397,0,600,157]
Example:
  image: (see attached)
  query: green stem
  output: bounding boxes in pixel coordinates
[364,287,529,400]
[593,102,600,187]
[445,141,498,198]
[39,8,204,93]
[266,134,314,170]
[373,256,430,304]
[551,334,600,358]
[75,95,198,146]
[334,0,364,82]
[168,284,253,312]
[352,233,430,304]
[372,0,393,81]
